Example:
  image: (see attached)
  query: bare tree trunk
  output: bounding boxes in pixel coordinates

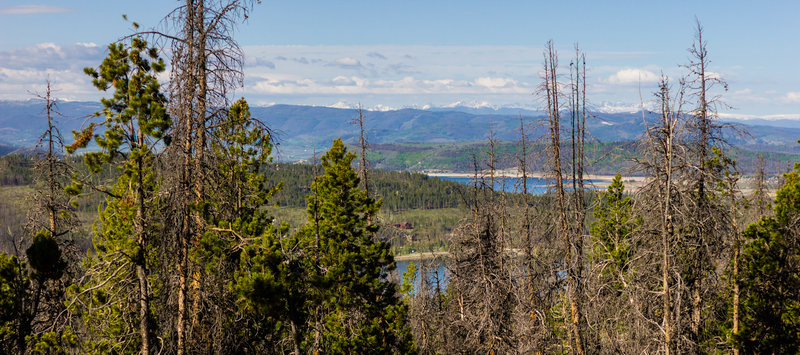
[753,154,768,219]
[44,83,57,234]
[518,116,536,326]
[731,190,740,355]
[352,104,370,196]
[134,129,152,355]
[543,41,584,355]
[660,81,676,355]
[686,20,724,346]
[641,75,686,355]
[569,49,587,353]
[188,0,208,341]
[290,319,302,355]
[175,2,196,353]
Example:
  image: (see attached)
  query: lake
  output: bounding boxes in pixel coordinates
[393,259,448,294]
[437,176,603,194]
[391,175,605,289]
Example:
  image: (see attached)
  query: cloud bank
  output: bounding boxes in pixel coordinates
[0,43,795,118]
[0,5,73,15]
[604,68,659,85]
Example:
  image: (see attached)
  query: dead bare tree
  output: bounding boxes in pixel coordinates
[443,151,514,353]
[351,104,371,196]
[750,153,771,221]
[716,151,742,354]
[639,75,689,354]
[511,114,563,353]
[28,83,78,241]
[568,46,589,354]
[154,1,258,352]
[682,19,730,350]
[517,114,537,327]
[541,40,585,354]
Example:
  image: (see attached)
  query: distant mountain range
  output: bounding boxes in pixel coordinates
[2,100,800,161]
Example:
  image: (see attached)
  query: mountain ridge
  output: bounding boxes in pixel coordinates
[2,100,799,161]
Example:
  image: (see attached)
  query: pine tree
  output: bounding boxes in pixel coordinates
[735,159,800,353]
[298,138,414,354]
[590,173,639,290]
[192,98,297,352]
[0,252,26,353]
[68,35,170,354]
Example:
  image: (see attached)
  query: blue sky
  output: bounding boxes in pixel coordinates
[1,1,799,118]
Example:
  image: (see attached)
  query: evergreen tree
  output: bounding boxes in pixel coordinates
[68,35,170,354]
[589,173,639,289]
[0,238,74,353]
[298,138,414,354]
[587,173,642,351]
[0,252,27,353]
[735,159,800,353]
[192,98,297,352]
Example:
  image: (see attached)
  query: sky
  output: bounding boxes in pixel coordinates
[1,0,799,118]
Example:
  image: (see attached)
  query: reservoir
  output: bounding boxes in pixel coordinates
[437,176,603,194]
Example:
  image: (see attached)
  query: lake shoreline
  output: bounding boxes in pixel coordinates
[423,169,649,191]
[395,251,449,261]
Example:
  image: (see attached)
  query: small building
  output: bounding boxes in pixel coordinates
[392,222,413,229]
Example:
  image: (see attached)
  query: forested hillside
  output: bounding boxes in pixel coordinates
[266,162,464,210]
[366,140,799,175]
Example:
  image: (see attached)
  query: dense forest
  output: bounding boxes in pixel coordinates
[0,2,799,354]
[265,163,465,211]
[367,140,798,176]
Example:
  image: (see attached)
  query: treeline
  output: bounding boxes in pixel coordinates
[267,162,464,211]
[368,139,797,177]
[0,153,34,185]
[0,154,466,218]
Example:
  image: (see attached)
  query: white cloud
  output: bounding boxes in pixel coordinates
[726,88,771,104]
[475,77,519,89]
[331,76,357,86]
[246,75,531,96]
[718,113,800,121]
[595,101,656,113]
[0,68,95,100]
[0,43,792,117]
[329,57,362,69]
[0,42,104,71]
[705,71,722,80]
[605,68,659,85]
[784,91,800,103]
[0,5,73,15]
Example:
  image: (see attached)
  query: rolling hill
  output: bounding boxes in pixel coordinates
[2,100,800,163]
